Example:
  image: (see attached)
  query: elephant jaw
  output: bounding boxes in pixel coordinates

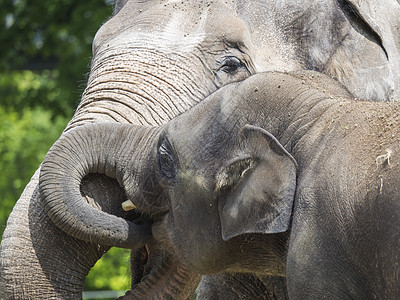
[120,252,201,300]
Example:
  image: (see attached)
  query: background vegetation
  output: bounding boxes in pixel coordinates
[0,0,132,294]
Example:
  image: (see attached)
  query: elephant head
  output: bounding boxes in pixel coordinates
[153,103,298,274]
[148,70,357,276]
[1,0,400,298]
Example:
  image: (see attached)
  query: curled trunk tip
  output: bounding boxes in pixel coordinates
[39,123,156,248]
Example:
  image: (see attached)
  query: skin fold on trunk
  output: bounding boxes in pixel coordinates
[0,172,115,299]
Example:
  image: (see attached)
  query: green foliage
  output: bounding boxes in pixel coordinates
[84,248,131,291]
[0,69,75,116]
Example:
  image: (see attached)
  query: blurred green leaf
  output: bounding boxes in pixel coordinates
[84,247,131,291]
[0,0,113,116]
[0,70,75,116]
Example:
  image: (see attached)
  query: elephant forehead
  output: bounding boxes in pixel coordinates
[156,10,208,53]
[94,0,247,54]
[95,17,205,55]
[102,25,206,55]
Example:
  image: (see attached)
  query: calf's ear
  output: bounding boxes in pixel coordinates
[219,125,297,241]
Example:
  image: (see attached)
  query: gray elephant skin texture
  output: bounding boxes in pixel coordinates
[1,0,400,299]
[39,71,400,299]
[154,71,400,299]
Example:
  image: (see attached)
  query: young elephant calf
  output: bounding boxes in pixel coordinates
[154,71,400,299]
[39,71,400,299]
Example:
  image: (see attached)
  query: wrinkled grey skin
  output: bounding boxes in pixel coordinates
[1,0,400,298]
[37,71,400,299]
[155,71,400,298]
[196,273,288,299]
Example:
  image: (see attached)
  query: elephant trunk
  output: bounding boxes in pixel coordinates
[39,123,160,249]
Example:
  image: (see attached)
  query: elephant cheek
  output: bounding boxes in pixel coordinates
[151,215,175,255]
[163,193,226,273]
[150,211,196,268]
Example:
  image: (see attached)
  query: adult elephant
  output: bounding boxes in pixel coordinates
[1,0,400,298]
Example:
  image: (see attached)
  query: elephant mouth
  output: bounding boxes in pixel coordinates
[120,187,170,222]
[124,208,153,227]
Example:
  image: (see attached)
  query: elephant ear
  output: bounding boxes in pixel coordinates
[218,125,297,241]
[339,0,400,99]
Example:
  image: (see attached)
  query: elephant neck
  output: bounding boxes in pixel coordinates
[226,72,347,154]
[250,75,359,171]
[277,90,345,152]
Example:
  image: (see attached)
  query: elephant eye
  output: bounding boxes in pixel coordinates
[158,138,177,180]
[219,56,244,74]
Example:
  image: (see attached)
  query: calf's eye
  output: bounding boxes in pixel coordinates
[158,139,177,180]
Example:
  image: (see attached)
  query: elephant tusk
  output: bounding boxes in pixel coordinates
[122,200,136,211]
